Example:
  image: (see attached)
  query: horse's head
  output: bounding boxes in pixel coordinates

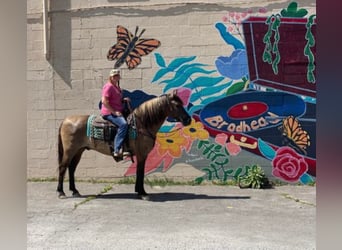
[165,90,192,126]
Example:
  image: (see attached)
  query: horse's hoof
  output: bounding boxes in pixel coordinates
[58,193,67,199]
[72,192,81,198]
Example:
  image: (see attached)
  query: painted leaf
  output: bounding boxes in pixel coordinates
[225,169,234,175]
[167,56,196,71]
[234,168,243,179]
[188,104,204,114]
[161,74,189,91]
[184,76,225,89]
[181,66,216,78]
[203,143,214,155]
[226,81,246,95]
[193,97,217,108]
[162,67,217,92]
[175,62,208,75]
[300,173,314,184]
[152,68,172,82]
[202,168,213,180]
[214,157,229,165]
[197,140,210,149]
[159,124,176,133]
[154,53,166,68]
[258,138,276,160]
[195,176,204,184]
[295,9,308,17]
[280,2,308,17]
[190,83,228,102]
[211,153,225,162]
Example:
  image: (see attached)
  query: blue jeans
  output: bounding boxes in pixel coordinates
[102,114,128,153]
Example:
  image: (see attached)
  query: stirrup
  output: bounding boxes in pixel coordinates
[112,152,123,162]
[123,151,131,157]
[113,152,123,157]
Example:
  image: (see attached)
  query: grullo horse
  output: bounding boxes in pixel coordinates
[57,91,191,200]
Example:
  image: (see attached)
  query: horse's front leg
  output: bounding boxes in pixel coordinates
[68,150,84,197]
[135,159,149,200]
[69,165,81,197]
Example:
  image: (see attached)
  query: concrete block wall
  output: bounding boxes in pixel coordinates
[27,0,316,181]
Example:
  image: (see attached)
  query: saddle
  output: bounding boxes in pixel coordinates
[87,114,137,143]
[87,115,117,142]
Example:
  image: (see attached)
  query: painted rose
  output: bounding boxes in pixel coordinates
[272,146,308,182]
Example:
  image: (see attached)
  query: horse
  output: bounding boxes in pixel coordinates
[57,90,192,200]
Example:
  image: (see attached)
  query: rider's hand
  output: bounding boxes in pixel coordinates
[122,97,131,103]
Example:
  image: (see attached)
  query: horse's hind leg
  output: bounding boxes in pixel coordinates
[57,150,79,198]
[68,149,85,197]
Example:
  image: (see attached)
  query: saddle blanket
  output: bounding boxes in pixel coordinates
[86,115,116,142]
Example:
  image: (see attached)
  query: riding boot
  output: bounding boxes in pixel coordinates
[122,139,134,162]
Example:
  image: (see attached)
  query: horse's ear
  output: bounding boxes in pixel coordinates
[172,89,178,96]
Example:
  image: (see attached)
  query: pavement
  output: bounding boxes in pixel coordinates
[27,182,316,250]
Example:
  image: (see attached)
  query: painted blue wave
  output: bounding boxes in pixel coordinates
[215,23,245,50]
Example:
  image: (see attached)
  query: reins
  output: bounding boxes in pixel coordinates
[155,127,183,137]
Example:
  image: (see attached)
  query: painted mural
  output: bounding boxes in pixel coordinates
[110,2,316,185]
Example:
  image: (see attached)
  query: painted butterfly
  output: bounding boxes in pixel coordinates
[107,25,161,70]
[279,115,310,154]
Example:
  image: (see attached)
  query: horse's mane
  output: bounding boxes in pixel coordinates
[134,94,183,128]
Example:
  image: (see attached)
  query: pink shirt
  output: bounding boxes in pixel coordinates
[101,82,123,115]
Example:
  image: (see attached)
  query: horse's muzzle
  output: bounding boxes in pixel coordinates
[182,116,192,126]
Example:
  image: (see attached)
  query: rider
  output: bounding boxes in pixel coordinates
[100,69,130,158]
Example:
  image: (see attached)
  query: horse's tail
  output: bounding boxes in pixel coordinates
[58,122,64,166]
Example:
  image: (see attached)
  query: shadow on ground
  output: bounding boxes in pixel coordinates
[72,192,251,202]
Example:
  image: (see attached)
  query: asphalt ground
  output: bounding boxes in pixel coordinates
[27,182,316,250]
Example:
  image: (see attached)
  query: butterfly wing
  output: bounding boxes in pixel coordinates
[125,38,161,69]
[295,131,310,149]
[125,53,142,70]
[133,38,161,56]
[107,25,134,67]
[281,116,310,150]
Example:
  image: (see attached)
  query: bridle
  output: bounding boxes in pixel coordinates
[131,94,179,140]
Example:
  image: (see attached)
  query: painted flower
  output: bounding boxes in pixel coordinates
[226,142,241,156]
[215,49,249,80]
[125,123,202,176]
[176,87,191,106]
[215,133,228,145]
[124,144,175,176]
[215,133,241,156]
[272,146,308,182]
[156,129,190,157]
[182,119,209,141]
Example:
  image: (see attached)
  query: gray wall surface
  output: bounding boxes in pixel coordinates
[27,0,316,181]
